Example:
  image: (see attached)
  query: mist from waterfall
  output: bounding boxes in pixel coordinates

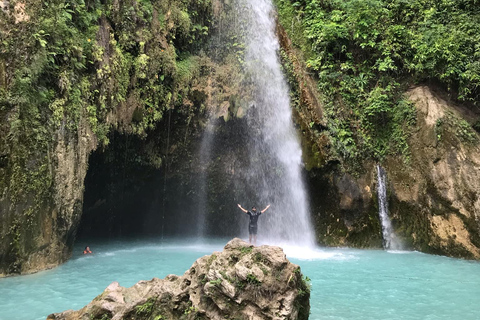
[376,165,402,250]
[196,118,217,238]
[235,0,315,246]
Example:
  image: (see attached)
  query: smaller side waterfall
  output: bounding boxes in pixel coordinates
[376,165,402,250]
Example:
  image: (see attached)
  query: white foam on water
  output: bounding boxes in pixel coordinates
[102,252,115,257]
[386,250,413,255]
[252,240,355,261]
[282,245,355,261]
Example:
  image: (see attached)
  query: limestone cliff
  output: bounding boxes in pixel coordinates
[47,238,310,320]
[0,0,216,276]
[0,0,256,277]
[386,87,480,258]
[279,33,480,256]
[307,87,480,258]
[276,12,480,257]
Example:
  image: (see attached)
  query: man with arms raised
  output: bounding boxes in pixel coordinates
[237,204,271,245]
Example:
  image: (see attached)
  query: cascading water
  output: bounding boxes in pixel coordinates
[196,118,217,238]
[376,165,402,250]
[234,0,315,246]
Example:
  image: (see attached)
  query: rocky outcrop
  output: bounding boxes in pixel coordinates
[305,86,480,258]
[275,1,480,257]
[384,86,480,258]
[0,0,215,276]
[276,23,331,171]
[47,238,310,320]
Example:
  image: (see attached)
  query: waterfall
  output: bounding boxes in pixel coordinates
[376,165,402,250]
[234,0,315,246]
[196,118,217,238]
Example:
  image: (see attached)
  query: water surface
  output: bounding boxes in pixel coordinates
[0,238,479,320]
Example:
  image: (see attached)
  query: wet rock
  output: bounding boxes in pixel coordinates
[47,238,310,320]
[384,86,480,258]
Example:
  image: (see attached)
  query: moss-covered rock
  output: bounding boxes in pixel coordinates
[0,0,215,276]
[384,87,480,258]
[48,238,310,320]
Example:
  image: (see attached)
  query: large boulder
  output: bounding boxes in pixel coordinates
[47,238,310,320]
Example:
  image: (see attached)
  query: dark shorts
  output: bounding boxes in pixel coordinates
[249,224,258,235]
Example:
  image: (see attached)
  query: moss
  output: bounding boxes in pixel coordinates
[245,273,261,286]
[239,246,252,255]
[0,0,216,274]
[135,298,156,316]
[209,278,222,286]
[292,268,311,320]
[206,254,217,268]
[436,111,478,146]
[219,270,235,283]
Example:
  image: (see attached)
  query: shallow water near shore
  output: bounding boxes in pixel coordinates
[1,238,479,320]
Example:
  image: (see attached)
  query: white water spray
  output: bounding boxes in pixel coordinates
[196,118,217,238]
[376,165,402,250]
[237,0,315,246]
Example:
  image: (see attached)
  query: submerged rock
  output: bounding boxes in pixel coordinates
[47,238,310,320]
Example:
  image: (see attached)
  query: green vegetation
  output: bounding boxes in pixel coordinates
[219,270,235,283]
[183,301,198,315]
[1,0,212,171]
[291,267,311,320]
[253,252,264,263]
[206,254,217,267]
[246,273,261,286]
[235,279,246,290]
[135,298,155,316]
[209,278,222,286]
[239,246,253,255]
[436,111,478,144]
[275,0,480,166]
[90,313,111,320]
[0,0,212,273]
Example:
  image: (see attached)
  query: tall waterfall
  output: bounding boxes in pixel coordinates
[376,165,402,250]
[196,118,217,238]
[235,0,315,246]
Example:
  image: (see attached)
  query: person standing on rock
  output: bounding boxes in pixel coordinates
[237,204,271,245]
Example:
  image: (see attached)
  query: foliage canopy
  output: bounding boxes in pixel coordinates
[276,0,480,164]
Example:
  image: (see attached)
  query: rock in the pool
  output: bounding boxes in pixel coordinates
[47,238,310,320]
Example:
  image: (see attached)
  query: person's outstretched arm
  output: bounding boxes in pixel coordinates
[261,204,271,213]
[237,204,248,213]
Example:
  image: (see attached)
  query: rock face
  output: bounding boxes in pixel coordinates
[47,238,310,320]
[305,86,480,258]
[277,17,480,257]
[0,0,216,276]
[385,87,480,258]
